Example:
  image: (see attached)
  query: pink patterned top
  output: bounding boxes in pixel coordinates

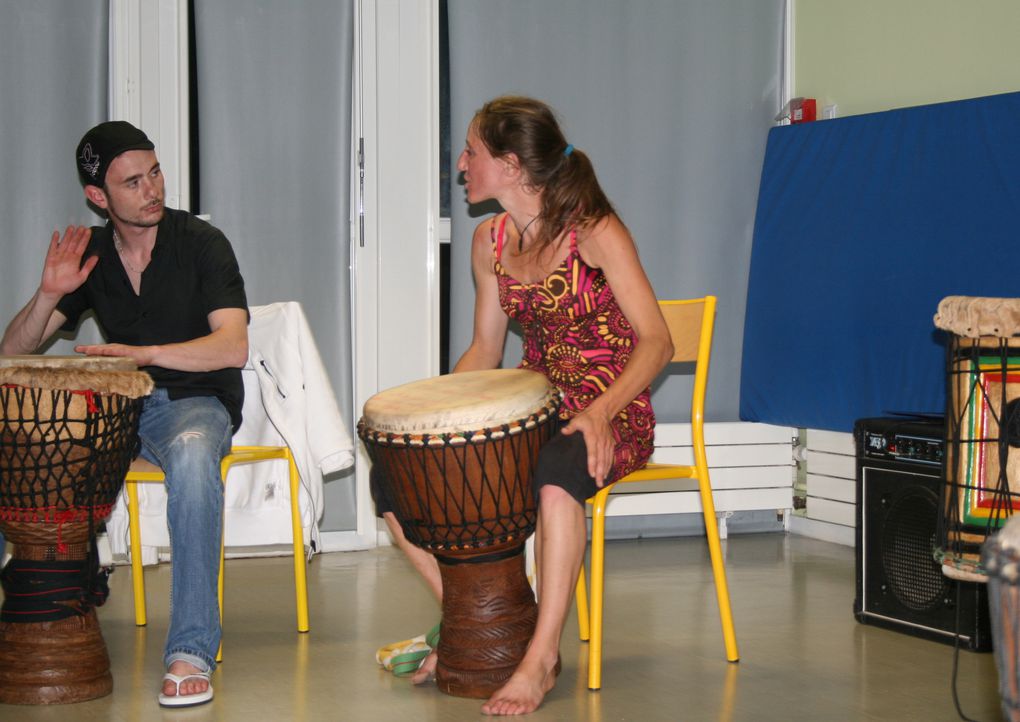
[491,213,655,483]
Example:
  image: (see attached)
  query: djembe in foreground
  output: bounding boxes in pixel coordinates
[359,369,559,698]
[934,297,1020,581]
[0,356,152,704]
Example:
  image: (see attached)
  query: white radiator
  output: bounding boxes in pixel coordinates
[790,428,856,546]
[602,421,796,537]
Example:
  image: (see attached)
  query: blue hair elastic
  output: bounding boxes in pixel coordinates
[563,144,574,157]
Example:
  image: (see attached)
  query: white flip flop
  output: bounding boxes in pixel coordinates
[158,671,214,708]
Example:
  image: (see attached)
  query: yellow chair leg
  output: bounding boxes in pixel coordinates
[696,468,740,663]
[587,487,610,691]
[216,454,231,664]
[575,563,590,642]
[125,462,166,628]
[287,451,310,633]
[216,534,225,663]
[127,481,147,627]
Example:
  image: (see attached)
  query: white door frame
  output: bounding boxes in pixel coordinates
[350,0,441,548]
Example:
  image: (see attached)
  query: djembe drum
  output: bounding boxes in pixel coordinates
[0,356,152,705]
[359,369,559,698]
[983,517,1020,721]
[934,296,1020,581]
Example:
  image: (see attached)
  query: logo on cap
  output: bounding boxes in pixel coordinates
[79,143,101,179]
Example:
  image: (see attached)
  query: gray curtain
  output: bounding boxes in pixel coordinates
[0,1,109,352]
[193,1,356,532]
[448,0,784,421]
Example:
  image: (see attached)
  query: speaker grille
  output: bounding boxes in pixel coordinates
[881,488,945,610]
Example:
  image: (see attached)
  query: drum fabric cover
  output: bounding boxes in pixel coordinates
[935,298,1020,579]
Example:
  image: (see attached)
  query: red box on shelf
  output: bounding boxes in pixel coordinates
[791,98,816,124]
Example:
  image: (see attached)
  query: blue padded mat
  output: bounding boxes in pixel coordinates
[740,91,1020,432]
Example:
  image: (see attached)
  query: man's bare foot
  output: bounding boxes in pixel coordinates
[411,650,438,685]
[480,656,558,716]
[162,660,209,699]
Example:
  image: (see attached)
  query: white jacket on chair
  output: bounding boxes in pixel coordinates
[106,301,354,562]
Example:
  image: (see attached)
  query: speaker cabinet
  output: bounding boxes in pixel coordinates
[854,417,992,652]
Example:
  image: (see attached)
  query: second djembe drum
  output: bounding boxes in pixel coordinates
[0,356,152,704]
[934,297,1020,580]
[359,369,559,698]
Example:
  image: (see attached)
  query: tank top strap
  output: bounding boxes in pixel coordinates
[567,228,583,289]
[492,212,509,261]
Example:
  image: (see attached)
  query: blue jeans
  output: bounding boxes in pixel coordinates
[137,388,232,672]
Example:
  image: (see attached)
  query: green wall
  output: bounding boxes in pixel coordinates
[795,0,1020,116]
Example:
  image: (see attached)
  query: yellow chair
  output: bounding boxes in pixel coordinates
[124,445,309,660]
[574,296,739,690]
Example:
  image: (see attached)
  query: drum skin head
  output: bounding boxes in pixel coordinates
[934,296,1020,339]
[362,369,557,436]
[0,355,138,371]
[0,356,153,398]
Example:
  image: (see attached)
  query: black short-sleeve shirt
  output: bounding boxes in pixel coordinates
[56,208,249,430]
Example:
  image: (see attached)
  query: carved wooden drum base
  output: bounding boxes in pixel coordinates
[435,548,537,698]
[0,611,112,705]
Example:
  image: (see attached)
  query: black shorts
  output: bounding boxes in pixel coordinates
[530,427,601,505]
[369,423,599,518]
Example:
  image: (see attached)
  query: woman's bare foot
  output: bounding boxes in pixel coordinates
[411,649,438,685]
[162,659,209,699]
[480,656,558,716]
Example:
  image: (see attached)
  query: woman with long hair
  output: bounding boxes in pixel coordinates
[380,95,673,715]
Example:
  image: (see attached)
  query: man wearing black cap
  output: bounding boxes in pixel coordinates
[0,120,248,708]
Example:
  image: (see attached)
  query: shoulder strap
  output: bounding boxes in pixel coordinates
[492,213,509,260]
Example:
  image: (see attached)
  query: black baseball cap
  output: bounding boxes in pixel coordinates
[76,120,155,187]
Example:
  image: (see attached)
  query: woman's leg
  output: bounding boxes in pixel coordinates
[383,511,442,601]
[379,510,443,684]
[481,484,586,715]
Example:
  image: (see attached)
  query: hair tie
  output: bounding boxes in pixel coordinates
[563,144,574,157]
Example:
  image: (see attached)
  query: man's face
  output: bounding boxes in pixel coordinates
[99,149,165,228]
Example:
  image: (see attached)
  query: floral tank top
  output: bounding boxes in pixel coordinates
[492,213,655,483]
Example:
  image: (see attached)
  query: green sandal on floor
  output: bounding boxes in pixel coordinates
[376,623,441,674]
[376,635,421,668]
[426,623,440,650]
[390,645,432,677]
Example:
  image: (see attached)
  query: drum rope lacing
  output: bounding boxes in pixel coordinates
[377,424,540,551]
[360,397,560,558]
[0,383,142,622]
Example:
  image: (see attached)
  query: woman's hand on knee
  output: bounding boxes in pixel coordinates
[561,411,614,486]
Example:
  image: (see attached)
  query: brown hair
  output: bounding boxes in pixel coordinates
[472,96,616,252]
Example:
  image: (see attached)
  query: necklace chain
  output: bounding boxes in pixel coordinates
[516,215,539,252]
[112,229,146,275]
